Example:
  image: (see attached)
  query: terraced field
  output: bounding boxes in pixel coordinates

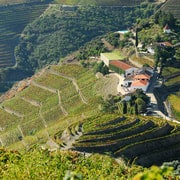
[72,114,180,167]
[161,0,180,19]
[0,3,48,68]
[55,0,145,6]
[0,64,99,147]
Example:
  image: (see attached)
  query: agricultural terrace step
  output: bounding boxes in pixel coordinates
[135,144,180,167]
[74,124,174,154]
[77,121,156,143]
[85,117,135,133]
[114,132,180,159]
[98,117,126,127]
[31,81,57,94]
[84,119,140,136]
[20,117,45,136]
[0,128,22,146]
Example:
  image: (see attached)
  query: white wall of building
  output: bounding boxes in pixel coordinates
[100,53,109,66]
[125,67,139,76]
[130,82,149,92]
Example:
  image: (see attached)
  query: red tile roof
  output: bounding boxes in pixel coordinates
[131,80,148,86]
[134,74,150,80]
[159,41,173,47]
[110,60,132,70]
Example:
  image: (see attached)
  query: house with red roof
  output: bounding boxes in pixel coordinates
[159,41,173,47]
[130,73,150,92]
[109,60,139,76]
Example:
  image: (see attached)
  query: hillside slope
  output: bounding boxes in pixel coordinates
[0,62,179,168]
[0,0,52,6]
[54,0,145,6]
[161,0,180,19]
[72,114,180,167]
[0,3,156,92]
[0,3,48,68]
[0,63,105,148]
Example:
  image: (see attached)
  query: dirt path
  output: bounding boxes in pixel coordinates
[31,81,57,94]
[39,104,48,128]
[48,69,88,104]
[19,96,41,107]
[0,106,24,118]
[58,90,68,116]
[101,38,114,51]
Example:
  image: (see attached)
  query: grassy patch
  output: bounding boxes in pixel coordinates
[162,67,180,77]
[101,50,126,60]
[0,109,21,130]
[130,55,154,67]
[168,94,180,120]
[164,75,180,87]
[35,72,71,90]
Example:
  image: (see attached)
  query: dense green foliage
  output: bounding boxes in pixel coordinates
[162,160,180,176]
[15,5,154,70]
[0,2,49,68]
[154,10,177,28]
[0,147,144,180]
[77,36,106,60]
[0,2,49,92]
[93,61,109,75]
[2,4,155,91]
[161,0,180,19]
[100,95,121,113]
[133,165,174,180]
[0,148,178,179]
[0,0,50,5]
[119,90,149,115]
[54,0,145,6]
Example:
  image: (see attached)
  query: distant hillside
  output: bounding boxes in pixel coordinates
[0,3,157,93]
[0,0,52,6]
[0,3,48,69]
[54,0,145,6]
[161,0,180,19]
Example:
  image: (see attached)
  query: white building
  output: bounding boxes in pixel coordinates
[130,74,150,92]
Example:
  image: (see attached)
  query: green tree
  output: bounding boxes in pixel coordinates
[93,62,109,75]
[135,98,146,113]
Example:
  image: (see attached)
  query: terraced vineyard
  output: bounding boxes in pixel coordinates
[161,0,180,19]
[0,3,48,68]
[55,0,145,6]
[72,114,180,167]
[0,64,100,147]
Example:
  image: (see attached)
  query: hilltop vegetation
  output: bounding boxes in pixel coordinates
[1,148,177,179]
[168,93,180,120]
[0,2,156,93]
[0,3,48,68]
[0,0,52,5]
[54,0,145,6]
[161,0,180,19]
